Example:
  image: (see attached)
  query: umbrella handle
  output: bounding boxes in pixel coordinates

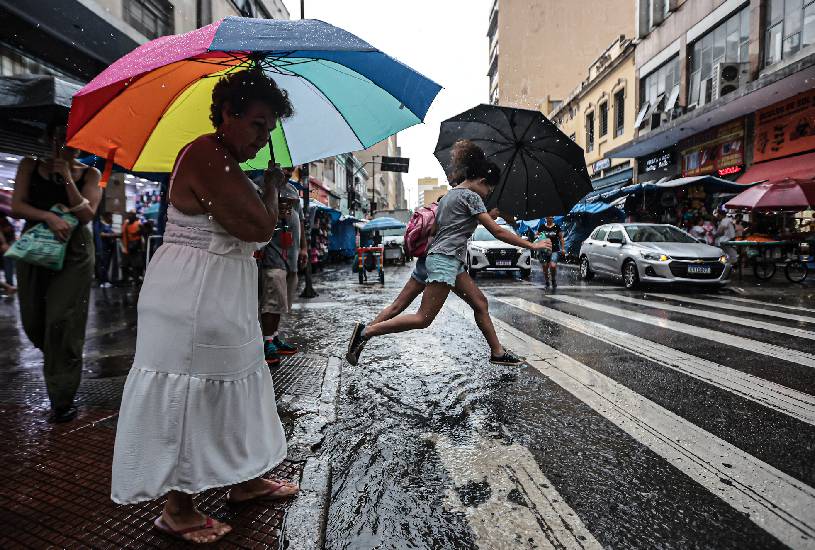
[268,130,276,167]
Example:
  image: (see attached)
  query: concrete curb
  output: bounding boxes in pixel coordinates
[282,356,341,550]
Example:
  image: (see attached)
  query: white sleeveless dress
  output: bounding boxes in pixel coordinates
[111,205,286,504]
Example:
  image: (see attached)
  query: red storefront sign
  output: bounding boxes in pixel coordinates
[680,119,744,177]
[754,89,815,163]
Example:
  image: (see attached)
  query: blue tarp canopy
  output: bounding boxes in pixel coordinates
[311,203,341,222]
[516,216,564,236]
[361,216,406,232]
[569,201,621,215]
[329,215,363,257]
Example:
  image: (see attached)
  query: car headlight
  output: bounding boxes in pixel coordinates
[719,255,728,264]
[641,251,670,261]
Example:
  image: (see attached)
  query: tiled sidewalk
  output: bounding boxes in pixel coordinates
[0,360,311,549]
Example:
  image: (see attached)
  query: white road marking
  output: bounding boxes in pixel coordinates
[491,296,815,426]
[469,307,815,550]
[600,293,815,341]
[547,294,815,368]
[706,294,815,314]
[433,433,603,550]
[647,293,815,324]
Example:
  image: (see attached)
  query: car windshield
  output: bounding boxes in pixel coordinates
[624,225,697,243]
[472,226,506,241]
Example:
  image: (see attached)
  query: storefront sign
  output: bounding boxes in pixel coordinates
[593,158,611,172]
[680,119,744,177]
[639,148,675,173]
[717,165,743,176]
[754,89,815,163]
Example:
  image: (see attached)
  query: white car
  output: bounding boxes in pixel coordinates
[466,225,532,278]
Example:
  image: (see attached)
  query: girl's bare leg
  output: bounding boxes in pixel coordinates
[363,282,450,338]
[370,277,425,325]
[451,271,503,356]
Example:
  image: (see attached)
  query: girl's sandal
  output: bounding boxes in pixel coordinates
[153,515,229,544]
[226,479,299,504]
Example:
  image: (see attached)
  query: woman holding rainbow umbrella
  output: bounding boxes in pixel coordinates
[67,17,440,543]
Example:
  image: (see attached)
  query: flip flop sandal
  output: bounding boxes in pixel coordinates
[153,515,228,543]
[226,480,299,504]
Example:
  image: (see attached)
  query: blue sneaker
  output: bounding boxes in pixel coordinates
[273,336,298,355]
[264,340,281,368]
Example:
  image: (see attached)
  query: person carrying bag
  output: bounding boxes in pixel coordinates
[10,123,102,423]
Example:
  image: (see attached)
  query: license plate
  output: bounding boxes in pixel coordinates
[496,260,512,266]
[687,265,711,274]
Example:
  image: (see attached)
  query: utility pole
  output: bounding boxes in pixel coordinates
[300,0,304,18]
[370,155,378,216]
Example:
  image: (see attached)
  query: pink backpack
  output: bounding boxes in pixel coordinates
[404,202,438,258]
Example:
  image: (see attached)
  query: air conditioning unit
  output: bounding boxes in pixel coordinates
[712,62,749,101]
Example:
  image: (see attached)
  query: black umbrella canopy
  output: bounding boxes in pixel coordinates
[434,104,592,219]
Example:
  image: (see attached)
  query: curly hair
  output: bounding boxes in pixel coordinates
[448,140,501,187]
[210,69,294,128]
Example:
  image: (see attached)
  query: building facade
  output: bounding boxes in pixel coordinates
[550,36,638,190]
[487,0,635,110]
[610,0,815,185]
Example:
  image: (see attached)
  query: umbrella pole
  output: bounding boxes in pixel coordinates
[300,162,318,298]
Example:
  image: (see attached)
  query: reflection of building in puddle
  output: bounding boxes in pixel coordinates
[428,433,601,550]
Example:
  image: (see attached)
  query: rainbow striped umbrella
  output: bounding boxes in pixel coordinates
[67,17,441,177]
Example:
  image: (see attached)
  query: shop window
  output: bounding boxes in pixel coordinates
[765,0,815,67]
[688,6,750,106]
[585,112,595,152]
[614,89,625,137]
[599,102,608,137]
[124,0,174,40]
[639,56,679,130]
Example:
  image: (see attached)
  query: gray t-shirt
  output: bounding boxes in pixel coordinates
[427,187,487,262]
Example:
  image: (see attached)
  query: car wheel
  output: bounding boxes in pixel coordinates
[580,255,594,281]
[623,260,639,289]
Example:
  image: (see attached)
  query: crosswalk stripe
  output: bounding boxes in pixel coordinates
[449,299,815,549]
[647,293,815,324]
[706,294,815,314]
[492,296,815,426]
[600,293,815,341]
[433,433,603,550]
[548,294,815,368]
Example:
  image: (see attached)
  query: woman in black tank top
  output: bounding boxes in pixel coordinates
[10,123,102,423]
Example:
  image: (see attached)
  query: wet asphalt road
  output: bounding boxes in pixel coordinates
[2,261,814,549]
[309,262,815,550]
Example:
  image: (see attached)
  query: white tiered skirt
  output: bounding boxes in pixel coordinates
[111,243,286,504]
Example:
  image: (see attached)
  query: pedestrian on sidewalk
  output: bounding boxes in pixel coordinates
[10,122,102,423]
[536,216,564,289]
[111,70,298,545]
[120,211,143,284]
[346,140,551,366]
[259,176,307,367]
[93,211,117,287]
[0,213,17,295]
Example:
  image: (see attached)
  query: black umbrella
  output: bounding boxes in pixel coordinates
[434,104,592,219]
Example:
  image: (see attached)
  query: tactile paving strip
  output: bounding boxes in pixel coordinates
[0,405,302,549]
[272,354,327,398]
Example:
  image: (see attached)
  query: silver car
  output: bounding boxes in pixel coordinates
[579,223,731,289]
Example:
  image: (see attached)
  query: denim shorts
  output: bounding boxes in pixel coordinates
[425,253,465,287]
[411,256,428,284]
[541,251,560,263]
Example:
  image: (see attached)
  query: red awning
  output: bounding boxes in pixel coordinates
[737,151,815,184]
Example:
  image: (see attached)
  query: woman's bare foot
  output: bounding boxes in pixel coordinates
[157,509,231,544]
[158,491,231,544]
[228,477,299,503]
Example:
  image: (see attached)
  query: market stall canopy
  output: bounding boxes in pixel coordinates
[569,201,623,215]
[361,217,406,232]
[736,151,815,184]
[653,175,757,192]
[725,178,815,211]
[0,75,81,124]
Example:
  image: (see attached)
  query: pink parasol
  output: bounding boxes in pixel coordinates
[725,178,815,211]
